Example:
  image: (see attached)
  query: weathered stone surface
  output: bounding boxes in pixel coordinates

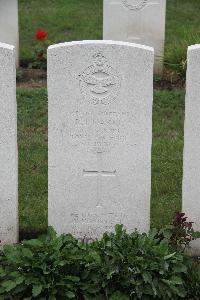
[103,0,166,74]
[182,44,200,255]
[48,40,153,239]
[0,0,19,66]
[0,42,18,246]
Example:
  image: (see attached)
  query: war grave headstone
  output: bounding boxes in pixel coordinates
[103,0,166,74]
[0,0,19,66]
[48,40,154,239]
[0,42,18,246]
[182,44,200,255]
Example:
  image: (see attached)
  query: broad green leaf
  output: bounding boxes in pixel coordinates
[170,276,183,285]
[0,266,5,278]
[174,263,187,273]
[84,295,104,300]
[176,286,187,298]
[48,295,56,300]
[142,271,152,284]
[148,228,158,239]
[164,252,176,260]
[22,247,33,259]
[1,280,17,292]
[23,239,43,247]
[32,284,42,297]
[162,229,173,239]
[66,275,80,282]
[89,252,101,263]
[109,291,129,300]
[15,275,25,285]
[66,291,75,299]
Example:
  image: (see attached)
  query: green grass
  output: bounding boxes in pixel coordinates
[151,90,184,228]
[19,0,103,64]
[18,0,200,65]
[166,0,200,48]
[17,88,185,234]
[17,88,48,235]
[165,0,200,77]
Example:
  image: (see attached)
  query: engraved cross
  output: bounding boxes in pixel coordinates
[83,152,116,208]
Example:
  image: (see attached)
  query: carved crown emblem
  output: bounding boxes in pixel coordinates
[122,0,148,10]
[78,52,121,105]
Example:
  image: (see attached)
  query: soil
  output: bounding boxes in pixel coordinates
[154,77,185,90]
[17,68,185,90]
[17,68,47,88]
[19,229,47,241]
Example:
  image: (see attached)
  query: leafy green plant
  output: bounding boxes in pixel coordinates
[86,225,188,300]
[0,225,198,299]
[164,31,200,80]
[0,228,83,299]
[157,212,200,252]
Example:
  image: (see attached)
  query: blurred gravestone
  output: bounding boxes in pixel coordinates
[103,0,166,74]
[182,44,200,255]
[0,0,19,66]
[0,42,18,246]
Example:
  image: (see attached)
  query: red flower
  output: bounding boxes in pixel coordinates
[36,30,47,41]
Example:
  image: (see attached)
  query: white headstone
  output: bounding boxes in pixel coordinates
[48,40,153,239]
[182,44,200,255]
[103,0,166,74]
[0,0,19,67]
[0,42,18,246]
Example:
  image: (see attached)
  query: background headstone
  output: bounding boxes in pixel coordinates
[0,0,19,67]
[182,44,200,255]
[103,0,166,74]
[48,40,154,239]
[0,42,18,246]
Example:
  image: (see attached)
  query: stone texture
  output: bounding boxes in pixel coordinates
[182,44,200,255]
[0,42,18,246]
[103,0,166,74]
[0,0,19,66]
[48,40,154,239]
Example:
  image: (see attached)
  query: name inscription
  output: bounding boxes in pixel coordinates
[63,110,134,153]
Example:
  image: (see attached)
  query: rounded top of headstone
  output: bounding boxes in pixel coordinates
[0,42,15,51]
[48,40,154,53]
[188,44,200,52]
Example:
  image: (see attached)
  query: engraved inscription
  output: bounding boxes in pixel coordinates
[0,226,14,246]
[64,110,134,153]
[71,212,126,224]
[122,0,148,10]
[70,212,127,239]
[78,52,121,105]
